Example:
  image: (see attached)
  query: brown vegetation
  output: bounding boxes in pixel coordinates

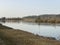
[35,17,60,23]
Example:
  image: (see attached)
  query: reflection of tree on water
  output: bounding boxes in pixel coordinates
[52,23,56,29]
[56,35,60,40]
[38,23,40,35]
[0,17,6,23]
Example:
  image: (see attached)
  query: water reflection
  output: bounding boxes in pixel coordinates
[0,20,21,23]
[2,21,60,40]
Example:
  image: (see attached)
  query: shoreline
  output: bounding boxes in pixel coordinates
[0,24,60,45]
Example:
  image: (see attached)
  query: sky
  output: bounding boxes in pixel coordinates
[0,0,60,18]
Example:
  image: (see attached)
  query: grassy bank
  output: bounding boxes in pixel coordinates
[0,24,60,45]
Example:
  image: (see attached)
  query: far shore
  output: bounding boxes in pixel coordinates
[1,14,60,24]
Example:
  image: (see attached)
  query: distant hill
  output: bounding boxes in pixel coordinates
[23,15,38,19]
[23,14,60,18]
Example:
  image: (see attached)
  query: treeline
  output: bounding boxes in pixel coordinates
[23,14,60,23]
[0,17,22,22]
[35,14,60,23]
[0,17,22,20]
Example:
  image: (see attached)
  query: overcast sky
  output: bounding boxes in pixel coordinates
[0,0,60,18]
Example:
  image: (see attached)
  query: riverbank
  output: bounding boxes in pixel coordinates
[22,14,60,23]
[0,24,60,45]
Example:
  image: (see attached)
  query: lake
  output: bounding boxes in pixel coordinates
[1,21,60,40]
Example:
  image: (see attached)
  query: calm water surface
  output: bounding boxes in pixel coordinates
[2,21,60,40]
